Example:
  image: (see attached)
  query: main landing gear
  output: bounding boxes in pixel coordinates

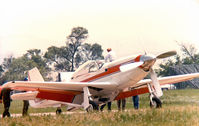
[86,100,99,112]
[149,96,162,108]
[148,84,162,108]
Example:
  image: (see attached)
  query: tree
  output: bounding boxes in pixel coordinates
[45,27,104,72]
[179,43,197,64]
[157,43,199,89]
[0,49,50,84]
[0,65,3,77]
[66,27,88,71]
[44,46,71,71]
[158,43,199,77]
[2,55,15,71]
[75,43,104,67]
[45,43,104,71]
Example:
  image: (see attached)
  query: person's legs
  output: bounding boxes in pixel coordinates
[122,99,126,110]
[107,102,112,111]
[100,104,106,111]
[133,95,139,109]
[56,107,62,114]
[117,100,121,111]
[2,88,11,118]
[22,100,29,116]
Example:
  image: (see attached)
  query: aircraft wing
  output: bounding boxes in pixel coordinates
[115,73,199,100]
[2,81,117,103]
[136,72,199,87]
[2,81,117,92]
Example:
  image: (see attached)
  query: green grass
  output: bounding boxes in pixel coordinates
[1,89,199,126]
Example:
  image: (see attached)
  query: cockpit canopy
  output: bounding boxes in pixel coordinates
[72,60,105,78]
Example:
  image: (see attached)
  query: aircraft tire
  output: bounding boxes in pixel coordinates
[86,104,93,112]
[89,100,99,111]
[150,97,162,108]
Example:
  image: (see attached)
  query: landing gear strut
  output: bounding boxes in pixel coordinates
[148,84,162,108]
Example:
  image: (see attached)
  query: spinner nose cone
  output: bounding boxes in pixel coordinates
[140,55,156,62]
[139,55,156,71]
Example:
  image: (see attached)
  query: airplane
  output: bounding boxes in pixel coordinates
[1,50,199,112]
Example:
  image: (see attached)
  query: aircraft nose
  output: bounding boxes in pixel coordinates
[139,55,156,71]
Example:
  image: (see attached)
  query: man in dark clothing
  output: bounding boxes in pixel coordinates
[0,88,11,118]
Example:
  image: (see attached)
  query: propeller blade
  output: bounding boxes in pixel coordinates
[120,62,143,72]
[156,51,177,59]
[150,68,163,97]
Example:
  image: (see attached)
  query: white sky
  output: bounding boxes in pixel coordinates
[1,0,199,62]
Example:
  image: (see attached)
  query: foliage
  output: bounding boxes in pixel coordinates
[66,27,88,71]
[158,43,199,89]
[0,49,50,84]
[158,54,181,76]
[0,65,3,77]
[158,43,199,76]
[1,27,104,82]
[44,43,104,72]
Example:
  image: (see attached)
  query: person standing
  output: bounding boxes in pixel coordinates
[100,48,116,111]
[105,48,116,62]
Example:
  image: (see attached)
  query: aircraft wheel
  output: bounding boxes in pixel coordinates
[56,108,62,114]
[89,100,99,111]
[86,104,93,112]
[150,97,162,108]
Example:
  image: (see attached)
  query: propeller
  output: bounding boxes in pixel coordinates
[156,50,177,59]
[144,51,177,98]
[119,50,177,98]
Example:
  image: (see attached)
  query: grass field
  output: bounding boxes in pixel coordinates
[1,89,199,126]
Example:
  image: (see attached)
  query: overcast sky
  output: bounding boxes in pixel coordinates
[1,0,199,62]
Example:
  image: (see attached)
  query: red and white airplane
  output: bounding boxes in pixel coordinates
[1,51,199,111]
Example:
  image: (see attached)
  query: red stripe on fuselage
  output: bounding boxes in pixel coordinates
[81,55,142,82]
[81,64,121,82]
[134,55,141,62]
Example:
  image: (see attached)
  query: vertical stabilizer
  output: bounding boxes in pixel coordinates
[28,67,44,82]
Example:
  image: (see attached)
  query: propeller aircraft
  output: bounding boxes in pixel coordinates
[1,50,199,111]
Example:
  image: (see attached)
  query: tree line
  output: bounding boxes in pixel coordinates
[1,26,198,88]
[0,27,104,84]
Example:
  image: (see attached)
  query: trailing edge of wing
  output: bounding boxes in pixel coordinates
[2,81,117,92]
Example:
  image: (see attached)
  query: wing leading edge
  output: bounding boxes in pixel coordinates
[115,73,199,100]
[3,81,117,103]
[2,81,117,92]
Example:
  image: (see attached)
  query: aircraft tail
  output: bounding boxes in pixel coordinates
[28,67,44,82]
[27,67,45,107]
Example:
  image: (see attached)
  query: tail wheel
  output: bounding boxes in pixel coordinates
[150,97,162,108]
